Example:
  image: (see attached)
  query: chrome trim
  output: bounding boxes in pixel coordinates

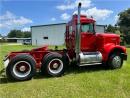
[13,61,31,78]
[112,56,121,67]
[48,58,63,74]
[79,63,102,66]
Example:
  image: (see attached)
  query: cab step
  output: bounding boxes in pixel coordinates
[79,63,102,66]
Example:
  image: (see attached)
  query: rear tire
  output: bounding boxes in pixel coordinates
[6,54,36,81]
[41,53,65,77]
[107,52,123,69]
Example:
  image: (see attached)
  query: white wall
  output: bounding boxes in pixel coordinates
[95,25,105,33]
[32,24,66,46]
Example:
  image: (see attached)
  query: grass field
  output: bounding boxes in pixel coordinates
[0,44,130,98]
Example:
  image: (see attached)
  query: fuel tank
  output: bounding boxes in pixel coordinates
[79,52,102,64]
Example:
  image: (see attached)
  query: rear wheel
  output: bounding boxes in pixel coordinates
[6,54,36,81]
[13,61,31,78]
[107,52,123,69]
[41,53,65,77]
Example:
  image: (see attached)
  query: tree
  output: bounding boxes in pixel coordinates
[23,31,31,38]
[8,30,23,38]
[106,24,116,33]
[117,8,130,34]
[117,8,130,44]
[8,30,31,38]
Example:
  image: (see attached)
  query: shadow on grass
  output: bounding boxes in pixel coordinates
[0,64,109,84]
[33,64,109,80]
[68,64,107,73]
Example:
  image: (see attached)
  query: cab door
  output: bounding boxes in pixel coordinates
[80,23,97,52]
[81,32,96,52]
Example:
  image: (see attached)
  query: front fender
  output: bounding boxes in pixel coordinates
[103,43,126,61]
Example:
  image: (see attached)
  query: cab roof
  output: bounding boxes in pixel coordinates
[67,14,95,25]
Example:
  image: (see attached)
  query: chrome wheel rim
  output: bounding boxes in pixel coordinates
[112,56,121,67]
[13,61,31,78]
[48,59,63,74]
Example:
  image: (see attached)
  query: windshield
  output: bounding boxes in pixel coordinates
[81,23,94,33]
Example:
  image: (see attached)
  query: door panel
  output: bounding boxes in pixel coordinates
[81,32,96,52]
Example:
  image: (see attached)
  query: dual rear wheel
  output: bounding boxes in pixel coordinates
[6,53,67,81]
[41,53,66,77]
[6,54,36,81]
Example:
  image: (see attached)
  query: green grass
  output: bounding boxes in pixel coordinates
[0,44,130,98]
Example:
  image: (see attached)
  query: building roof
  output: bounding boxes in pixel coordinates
[31,23,105,28]
[96,24,106,27]
[4,37,31,40]
[31,23,66,28]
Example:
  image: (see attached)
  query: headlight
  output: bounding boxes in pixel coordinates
[3,59,9,68]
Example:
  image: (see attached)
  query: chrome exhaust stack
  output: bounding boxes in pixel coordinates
[75,2,81,63]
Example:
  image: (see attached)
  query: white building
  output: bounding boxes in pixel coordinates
[31,23,105,46]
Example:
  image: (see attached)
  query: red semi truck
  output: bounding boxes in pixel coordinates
[3,3,127,81]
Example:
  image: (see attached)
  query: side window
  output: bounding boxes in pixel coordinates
[81,23,94,33]
[82,24,89,32]
[89,23,94,32]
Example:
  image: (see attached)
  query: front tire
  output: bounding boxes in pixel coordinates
[107,52,123,69]
[6,54,36,81]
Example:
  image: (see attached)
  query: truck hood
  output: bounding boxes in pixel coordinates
[96,33,120,45]
[96,33,120,37]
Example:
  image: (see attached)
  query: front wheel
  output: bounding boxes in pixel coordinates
[107,52,123,69]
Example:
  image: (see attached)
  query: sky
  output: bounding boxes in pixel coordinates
[0,0,130,36]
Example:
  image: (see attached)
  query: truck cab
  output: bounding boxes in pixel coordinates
[65,13,127,66]
[66,15,96,52]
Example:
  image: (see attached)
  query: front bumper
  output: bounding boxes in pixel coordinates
[121,53,127,60]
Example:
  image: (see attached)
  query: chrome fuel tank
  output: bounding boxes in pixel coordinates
[79,52,102,64]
